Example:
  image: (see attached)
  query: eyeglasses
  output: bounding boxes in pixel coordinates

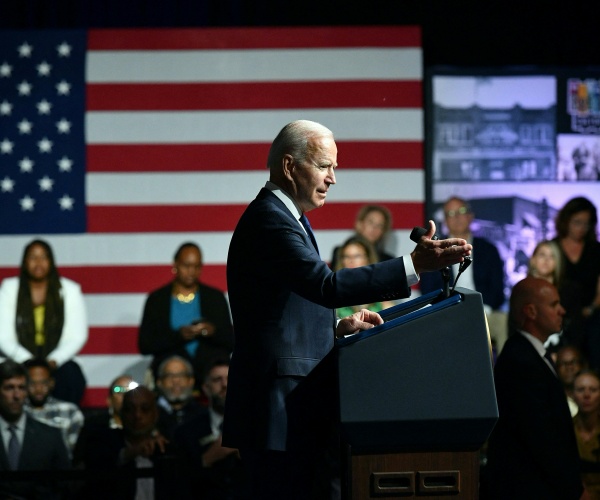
[112,381,139,393]
[342,253,367,261]
[445,206,470,218]
[160,372,192,381]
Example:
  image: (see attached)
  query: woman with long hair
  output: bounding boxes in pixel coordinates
[553,197,600,366]
[0,239,87,404]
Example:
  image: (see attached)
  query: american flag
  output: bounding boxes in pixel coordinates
[0,26,424,407]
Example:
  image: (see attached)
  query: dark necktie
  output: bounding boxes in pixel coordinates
[299,214,319,255]
[7,425,20,470]
[544,350,557,375]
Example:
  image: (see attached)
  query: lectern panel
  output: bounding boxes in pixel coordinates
[336,288,498,452]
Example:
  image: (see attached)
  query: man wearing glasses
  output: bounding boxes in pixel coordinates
[420,196,505,314]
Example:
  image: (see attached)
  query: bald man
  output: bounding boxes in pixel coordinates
[480,277,587,499]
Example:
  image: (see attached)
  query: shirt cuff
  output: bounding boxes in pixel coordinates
[403,255,419,287]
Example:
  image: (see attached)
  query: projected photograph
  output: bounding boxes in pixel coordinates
[427,70,600,305]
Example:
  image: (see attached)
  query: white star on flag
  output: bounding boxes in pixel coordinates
[58,194,74,210]
[18,42,33,57]
[37,99,52,114]
[19,157,34,172]
[38,175,55,192]
[0,138,14,154]
[17,80,32,95]
[36,61,52,76]
[56,80,71,95]
[17,119,33,134]
[0,62,12,77]
[0,100,12,115]
[57,156,73,172]
[19,195,35,211]
[56,118,71,133]
[1,177,15,192]
[56,42,71,57]
[37,137,53,153]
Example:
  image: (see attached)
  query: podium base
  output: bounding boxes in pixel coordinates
[342,447,480,499]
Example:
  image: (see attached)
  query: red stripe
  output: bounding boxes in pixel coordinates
[86,202,424,233]
[86,204,247,233]
[0,265,228,294]
[81,388,108,408]
[86,81,422,111]
[88,26,421,51]
[86,141,422,172]
[80,327,139,355]
[309,202,425,232]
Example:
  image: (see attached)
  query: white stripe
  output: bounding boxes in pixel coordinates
[86,170,424,204]
[76,354,152,388]
[87,48,422,83]
[85,293,145,326]
[0,230,414,268]
[85,109,423,143]
[0,232,233,266]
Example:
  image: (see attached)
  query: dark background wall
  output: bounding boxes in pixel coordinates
[1,0,598,68]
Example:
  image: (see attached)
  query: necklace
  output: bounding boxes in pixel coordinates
[176,292,195,303]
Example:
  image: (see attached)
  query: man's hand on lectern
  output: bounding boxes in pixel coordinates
[336,309,384,339]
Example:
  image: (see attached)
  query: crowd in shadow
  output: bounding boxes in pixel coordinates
[0,195,599,498]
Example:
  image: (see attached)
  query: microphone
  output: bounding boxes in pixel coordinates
[410,226,438,242]
[451,255,473,292]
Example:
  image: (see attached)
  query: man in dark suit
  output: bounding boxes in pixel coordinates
[480,277,587,499]
[173,358,244,499]
[0,359,71,499]
[223,119,473,499]
[420,196,505,311]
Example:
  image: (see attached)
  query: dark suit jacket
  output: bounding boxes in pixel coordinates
[138,281,234,384]
[419,235,505,309]
[172,410,245,499]
[81,427,187,500]
[223,188,411,452]
[0,415,70,499]
[480,333,583,499]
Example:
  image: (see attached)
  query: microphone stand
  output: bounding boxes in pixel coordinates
[441,266,451,298]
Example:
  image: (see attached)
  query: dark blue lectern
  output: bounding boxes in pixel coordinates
[336,288,498,499]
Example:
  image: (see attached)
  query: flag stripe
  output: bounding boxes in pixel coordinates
[87,26,422,51]
[85,109,423,144]
[80,327,139,355]
[87,81,422,111]
[87,49,421,83]
[86,141,423,172]
[86,171,424,205]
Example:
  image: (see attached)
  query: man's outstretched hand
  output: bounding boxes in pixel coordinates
[411,220,472,275]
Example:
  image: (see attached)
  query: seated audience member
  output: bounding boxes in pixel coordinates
[420,196,505,312]
[155,355,206,440]
[557,345,587,417]
[333,236,395,318]
[80,385,185,499]
[23,357,84,460]
[0,359,71,499]
[479,277,586,499]
[572,370,600,499]
[329,204,394,270]
[73,374,137,467]
[173,358,244,499]
[528,239,563,285]
[0,239,88,405]
[138,242,234,388]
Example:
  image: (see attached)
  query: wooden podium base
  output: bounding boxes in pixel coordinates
[342,448,480,499]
